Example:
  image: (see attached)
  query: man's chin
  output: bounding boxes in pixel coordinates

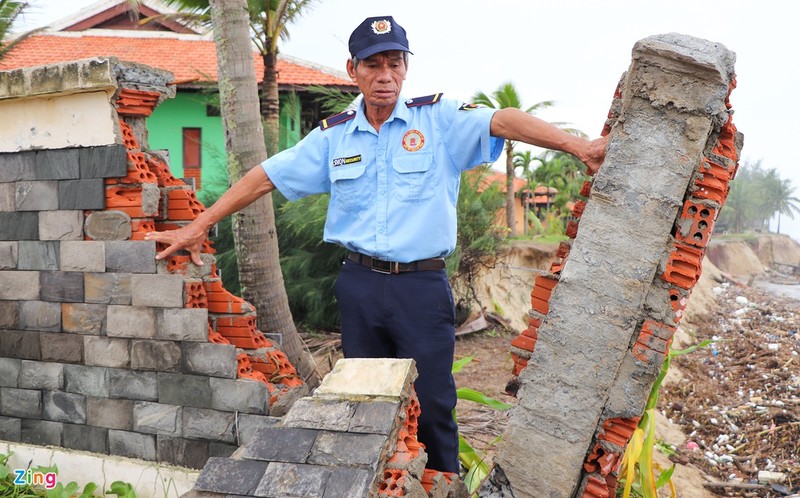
[367,96,399,108]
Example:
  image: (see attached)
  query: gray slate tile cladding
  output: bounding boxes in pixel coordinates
[79,145,128,178]
[35,148,80,180]
[0,212,38,240]
[17,241,59,271]
[0,151,36,182]
[58,179,105,210]
[195,458,269,496]
[241,426,317,463]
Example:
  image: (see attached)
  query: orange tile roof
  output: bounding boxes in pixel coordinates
[479,170,529,193]
[0,33,357,88]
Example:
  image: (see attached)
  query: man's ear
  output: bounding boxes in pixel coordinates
[346,58,356,81]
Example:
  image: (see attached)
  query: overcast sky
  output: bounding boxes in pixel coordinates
[14,0,800,239]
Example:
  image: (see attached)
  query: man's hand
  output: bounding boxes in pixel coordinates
[144,222,208,266]
[143,166,276,266]
[582,135,609,175]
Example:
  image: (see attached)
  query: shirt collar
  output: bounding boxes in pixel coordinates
[349,94,411,134]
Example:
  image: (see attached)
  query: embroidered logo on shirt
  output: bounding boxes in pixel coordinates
[371,19,391,34]
[332,154,362,167]
[402,130,425,152]
[458,103,484,111]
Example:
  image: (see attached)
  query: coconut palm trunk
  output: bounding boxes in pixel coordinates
[260,49,280,155]
[504,141,516,236]
[208,0,319,386]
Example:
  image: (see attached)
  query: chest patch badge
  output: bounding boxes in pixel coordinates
[332,154,362,167]
[402,130,425,152]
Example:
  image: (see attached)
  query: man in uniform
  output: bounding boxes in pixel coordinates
[146,15,607,473]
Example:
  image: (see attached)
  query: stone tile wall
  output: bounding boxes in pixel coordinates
[0,58,305,469]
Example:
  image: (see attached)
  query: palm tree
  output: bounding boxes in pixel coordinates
[185,0,319,385]
[0,1,42,60]
[512,150,540,235]
[766,172,800,234]
[472,83,553,237]
[158,0,318,155]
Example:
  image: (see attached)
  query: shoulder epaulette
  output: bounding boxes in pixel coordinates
[320,109,357,130]
[405,93,443,107]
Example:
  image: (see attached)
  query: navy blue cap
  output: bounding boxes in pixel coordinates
[348,16,412,60]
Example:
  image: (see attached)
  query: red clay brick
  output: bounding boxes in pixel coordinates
[572,200,587,218]
[661,242,704,290]
[557,241,571,259]
[535,274,559,291]
[511,334,536,352]
[582,476,610,498]
[531,295,550,315]
[116,88,161,117]
[510,352,528,376]
[598,417,640,448]
[580,180,593,198]
[566,220,579,239]
[669,288,689,323]
[674,198,718,249]
[130,220,156,240]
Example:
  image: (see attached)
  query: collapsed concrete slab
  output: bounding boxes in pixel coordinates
[493,33,741,498]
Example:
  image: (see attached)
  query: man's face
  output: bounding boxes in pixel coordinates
[347,51,407,110]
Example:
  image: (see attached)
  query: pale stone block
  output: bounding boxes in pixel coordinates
[314,358,417,400]
[61,240,105,272]
[131,274,184,308]
[39,211,84,241]
[0,271,39,300]
[107,305,156,338]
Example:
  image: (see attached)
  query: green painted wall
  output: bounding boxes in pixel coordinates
[147,90,303,195]
[147,91,228,191]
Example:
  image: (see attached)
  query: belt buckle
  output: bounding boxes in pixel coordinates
[370,258,397,274]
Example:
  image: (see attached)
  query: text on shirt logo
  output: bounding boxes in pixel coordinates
[332,154,363,167]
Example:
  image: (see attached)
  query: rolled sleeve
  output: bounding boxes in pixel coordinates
[261,127,330,201]
[440,102,504,170]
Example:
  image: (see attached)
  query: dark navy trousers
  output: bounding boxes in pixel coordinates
[334,259,459,473]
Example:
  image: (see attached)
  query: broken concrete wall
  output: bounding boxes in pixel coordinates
[187,358,467,498]
[492,33,741,498]
[0,57,306,468]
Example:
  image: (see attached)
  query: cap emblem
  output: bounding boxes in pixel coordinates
[371,19,392,35]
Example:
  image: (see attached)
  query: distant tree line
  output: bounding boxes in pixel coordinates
[716,161,800,234]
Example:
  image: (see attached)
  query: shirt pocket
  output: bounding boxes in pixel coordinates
[330,162,374,213]
[392,152,437,203]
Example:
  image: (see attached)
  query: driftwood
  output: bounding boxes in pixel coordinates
[456,314,489,336]
[455,312,513,337]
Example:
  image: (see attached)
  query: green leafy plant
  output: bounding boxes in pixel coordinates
[452,356,512,495]
[106,482,135,498]
[618,339,715,498]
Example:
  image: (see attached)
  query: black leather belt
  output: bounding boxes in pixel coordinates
[347,252,446,274]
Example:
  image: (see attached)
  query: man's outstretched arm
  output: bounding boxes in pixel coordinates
[490,108,608,174]
[145,166,275,265]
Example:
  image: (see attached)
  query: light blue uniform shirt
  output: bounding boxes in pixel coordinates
[262,95,504,263]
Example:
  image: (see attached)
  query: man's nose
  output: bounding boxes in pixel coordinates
[376,66,393,81]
